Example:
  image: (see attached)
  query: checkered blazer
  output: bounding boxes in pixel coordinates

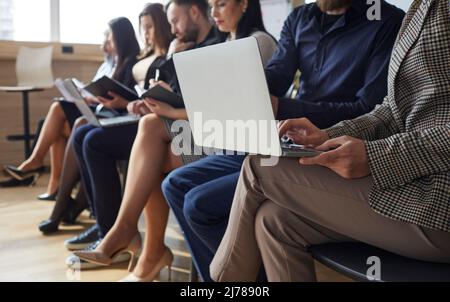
[327,0,450,232]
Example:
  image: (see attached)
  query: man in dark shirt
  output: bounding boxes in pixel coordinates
[163,0,405,282]
[160,0,225,93]
[268,0,405,128]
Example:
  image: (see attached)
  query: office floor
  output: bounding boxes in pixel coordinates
[0,173,351,282]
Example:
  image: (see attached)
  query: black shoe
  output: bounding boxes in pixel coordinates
[37,190,58,201]
[65,224,101,251]
[38,198,86,234]
[0,175,39,188]
[38,219,59,234]
[61,199,87,224]
[4,165,44,181]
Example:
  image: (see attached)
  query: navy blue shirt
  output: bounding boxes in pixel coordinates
[266,0,405,128]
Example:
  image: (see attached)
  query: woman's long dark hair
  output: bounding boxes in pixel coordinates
[235,0,271,39]
[139,3,174,58]
[108,17,141,81]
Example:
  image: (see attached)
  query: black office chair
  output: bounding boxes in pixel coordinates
[309,242,450,282]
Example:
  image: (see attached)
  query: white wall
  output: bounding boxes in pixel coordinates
[305,0,414,12]
[386,0,413,12]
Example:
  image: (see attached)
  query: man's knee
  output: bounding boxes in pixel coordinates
[162,170,189,209]
[83,129,106,157]
[73,125,91,151]
[183,188,216,227]
[255,202,288,238]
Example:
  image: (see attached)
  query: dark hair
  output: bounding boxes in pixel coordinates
[139,3,174,58]
[165,0,210,18]
[235,0,270,39]
[108,17,141,81]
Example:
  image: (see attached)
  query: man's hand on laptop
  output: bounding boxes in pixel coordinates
[127,100,152,116]
[278,118,370,179]
[278,118,329,147]
[300,136,370,180]
[98,91,129,109]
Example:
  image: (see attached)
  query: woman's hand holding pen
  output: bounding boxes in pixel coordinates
[144,79,187,120]
[149,79,173,92]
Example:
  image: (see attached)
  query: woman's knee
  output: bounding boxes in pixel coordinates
[48,101,64,119]
[139,114,162,131]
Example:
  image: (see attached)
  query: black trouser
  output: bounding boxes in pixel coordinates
[73,123,138,237]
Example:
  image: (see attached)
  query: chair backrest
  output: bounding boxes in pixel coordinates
[16,46,54,88]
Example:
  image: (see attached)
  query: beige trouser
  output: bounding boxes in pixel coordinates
[210,156,450,282]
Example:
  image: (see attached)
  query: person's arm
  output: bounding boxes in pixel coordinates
[265,9,301,97]
[278,14,404,128]
[366,124,450,190]
[325,98,399,141]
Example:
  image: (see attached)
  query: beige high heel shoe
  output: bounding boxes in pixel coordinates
[119,247,174,282]
[74,233,142,272]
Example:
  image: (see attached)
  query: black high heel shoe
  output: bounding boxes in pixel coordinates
[38,219,59,234]
[4,165,45,181]
[0,174,39,188]
[61,201,86,225]
[38,198,86,234]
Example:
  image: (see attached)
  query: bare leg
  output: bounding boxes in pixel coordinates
[133,183,169,277]
[19,102,71,171]
[96,114,183,254]
[47,136,67,194]
[133,150,183,277]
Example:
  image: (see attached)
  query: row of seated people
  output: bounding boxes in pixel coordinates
[4,0,450,282]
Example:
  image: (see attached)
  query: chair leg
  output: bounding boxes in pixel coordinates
[21,90,31,159]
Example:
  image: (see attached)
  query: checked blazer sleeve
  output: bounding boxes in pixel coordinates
[366,124,450,189]
[325,98,399,141]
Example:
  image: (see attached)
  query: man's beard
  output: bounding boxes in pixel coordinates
[180,18,200,43]
[316,0,352,12]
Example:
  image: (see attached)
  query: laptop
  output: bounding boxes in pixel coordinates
[63,79,141,128]
[173,37,321,158]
